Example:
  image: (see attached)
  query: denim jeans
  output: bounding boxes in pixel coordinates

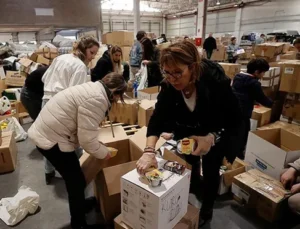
[42,99,83,174]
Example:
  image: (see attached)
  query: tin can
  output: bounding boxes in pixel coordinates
[145,169,163,187]
[177,138,196,155]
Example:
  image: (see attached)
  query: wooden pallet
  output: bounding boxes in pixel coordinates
[101,121,140,135]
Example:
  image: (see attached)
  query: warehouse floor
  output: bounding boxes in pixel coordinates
[0,124,300,229]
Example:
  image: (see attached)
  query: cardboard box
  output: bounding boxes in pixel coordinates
[245,128,300,179]
[258,121,300,136]
[129,126,166,161]
[19,112,33,125]
[138,100,156,127]
[109,99,138,125]
[278,42,291,54]
[219,63,241,79]
[137,86,160,100]
[35,47,58,60]
[18,58,41,75]
[0,79,7,95]
[260,67,280,87]
[281,93,300,123]
[289,46,297,52]
[121,158,191,229]
[81,126,166,222]
[279,61,300,93]
[0,131,17,174]
[251,105,272,127]
[121,47,131,62]
[36,55,51,66]
[232,169,288,222]
[115,204,199,229]
[105,31,134,47]
[281,51,297,60]
[211,45,226,61]
[218,158,246,195]
[5,71,26,87]
[254,43,284,58]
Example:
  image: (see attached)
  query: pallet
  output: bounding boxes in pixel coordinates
[101,121,141,136]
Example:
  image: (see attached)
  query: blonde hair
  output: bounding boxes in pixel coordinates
[72,36,99,62]
[109,46,123,72]
[160,40,202,81]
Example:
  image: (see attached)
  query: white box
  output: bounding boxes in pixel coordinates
[273,67,281,76]
[137,86,160,100]
[245,128,300,180]
[121,158,191,229]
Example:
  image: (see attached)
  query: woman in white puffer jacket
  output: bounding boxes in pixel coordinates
[28,73,127,229]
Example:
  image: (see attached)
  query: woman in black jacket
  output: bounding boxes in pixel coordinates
[140,37,163,87]
[136,41,243,227]
[91,46,129,82]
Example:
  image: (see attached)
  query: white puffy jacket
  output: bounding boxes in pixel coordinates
[28,81,110,159]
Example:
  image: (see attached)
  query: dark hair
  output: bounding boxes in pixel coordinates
[294,38,300,45]
[260,34,265,37]
[247,58,270,74]
[73,36,99,62]
[160,40,202,81]
[136,31,146,41]
[140,37,154,60]
[101,72,127,103]
[231,37,237,42]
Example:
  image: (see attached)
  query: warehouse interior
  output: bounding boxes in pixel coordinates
[1,0,300,229]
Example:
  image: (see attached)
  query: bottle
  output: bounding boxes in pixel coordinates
[133,81,138,98]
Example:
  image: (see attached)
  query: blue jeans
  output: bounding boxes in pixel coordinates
[42,99,83,174]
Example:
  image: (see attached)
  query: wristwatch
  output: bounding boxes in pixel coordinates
[210,132,221,143]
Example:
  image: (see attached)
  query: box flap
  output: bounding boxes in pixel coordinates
[129,126,166,151]
[252,129,280,146]
[103,161,137,196]
[223,160,245,187]
[98,126,129,144]
[163,149,192,170]
[139,100,156,110]
[139,86,160,94]
[253,105,271,114]
[280,129,300,151]
[18,58,33,67]
[122,98,138,105]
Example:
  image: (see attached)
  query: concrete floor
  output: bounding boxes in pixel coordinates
[0,124,299,229]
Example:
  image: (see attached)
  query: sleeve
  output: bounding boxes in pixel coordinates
[77,97,109,159]
[289,158,300,172]
[69,67,89,87]
[213,39,217,49]
[203,39,207,50]
[227,46,234,53]
[218,83,244,163]
[91,59,107,82]
[138,44,143,66]
[148,49,160,67]
[147,84,174,137]
[252,81,273,108]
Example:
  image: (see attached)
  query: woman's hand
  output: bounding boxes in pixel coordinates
[136,153,158,174]
[291,183,300,194]
[142,60,150,65]
[281,167,297,188]
[189,134,215,156]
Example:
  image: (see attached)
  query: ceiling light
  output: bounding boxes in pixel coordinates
[216,0,220,5]
[234,4,238,7]
[173,15,176,17]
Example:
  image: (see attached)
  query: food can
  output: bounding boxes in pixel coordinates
[145,169,163,187]
[177,138,196,155]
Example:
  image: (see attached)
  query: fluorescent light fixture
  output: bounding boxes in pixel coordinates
[216,0,221,5]
[234,4,238,7]
[173,15,176,17]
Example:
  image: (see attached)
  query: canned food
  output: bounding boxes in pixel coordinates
[107,147,118,157]
[177,138,196,155]
[145,169,163,187]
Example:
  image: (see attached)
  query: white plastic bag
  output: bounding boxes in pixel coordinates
[0,117,28,142]
[136,65,148,90]
[0,186,39,226]
[0,96,11,115]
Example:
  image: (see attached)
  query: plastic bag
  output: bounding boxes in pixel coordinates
[0,117,28,142]
[0,96,11,115]
[136,65,148,90]
[0,186,39,226]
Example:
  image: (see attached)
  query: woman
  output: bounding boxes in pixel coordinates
[227,37,239,63]
[91,45,124,82]
[140,37,163,87]
[136,41,243,227]
[20,66,48,120]
[28,73,127,229]
[42,36,99,185]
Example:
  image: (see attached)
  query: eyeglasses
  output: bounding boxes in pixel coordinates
[160,66,189,80]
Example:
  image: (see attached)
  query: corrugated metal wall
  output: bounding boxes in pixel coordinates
[166,15,196,38]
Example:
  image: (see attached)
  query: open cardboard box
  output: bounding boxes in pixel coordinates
[137,86,160,100]
[138,99,156,127]
[80,126,166,222]
[245,128,300,180]
[109,99,138,125]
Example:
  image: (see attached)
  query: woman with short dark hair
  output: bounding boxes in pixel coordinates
[28,73,127,229]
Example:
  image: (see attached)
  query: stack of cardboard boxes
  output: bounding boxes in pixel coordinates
[101,31,134,62]
[219,63,241,80]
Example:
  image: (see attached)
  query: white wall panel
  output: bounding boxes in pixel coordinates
[206,10,236,34]
[18,32,36,42]
[166,15,196,38]
[0,33,13,42]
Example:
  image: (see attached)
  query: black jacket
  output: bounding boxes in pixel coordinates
[147,59,243,163]
[91,50,113,82]
[146,48,163,87]
[203,37,217,51]
[232,73,273,119]
[24,66,48,97]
